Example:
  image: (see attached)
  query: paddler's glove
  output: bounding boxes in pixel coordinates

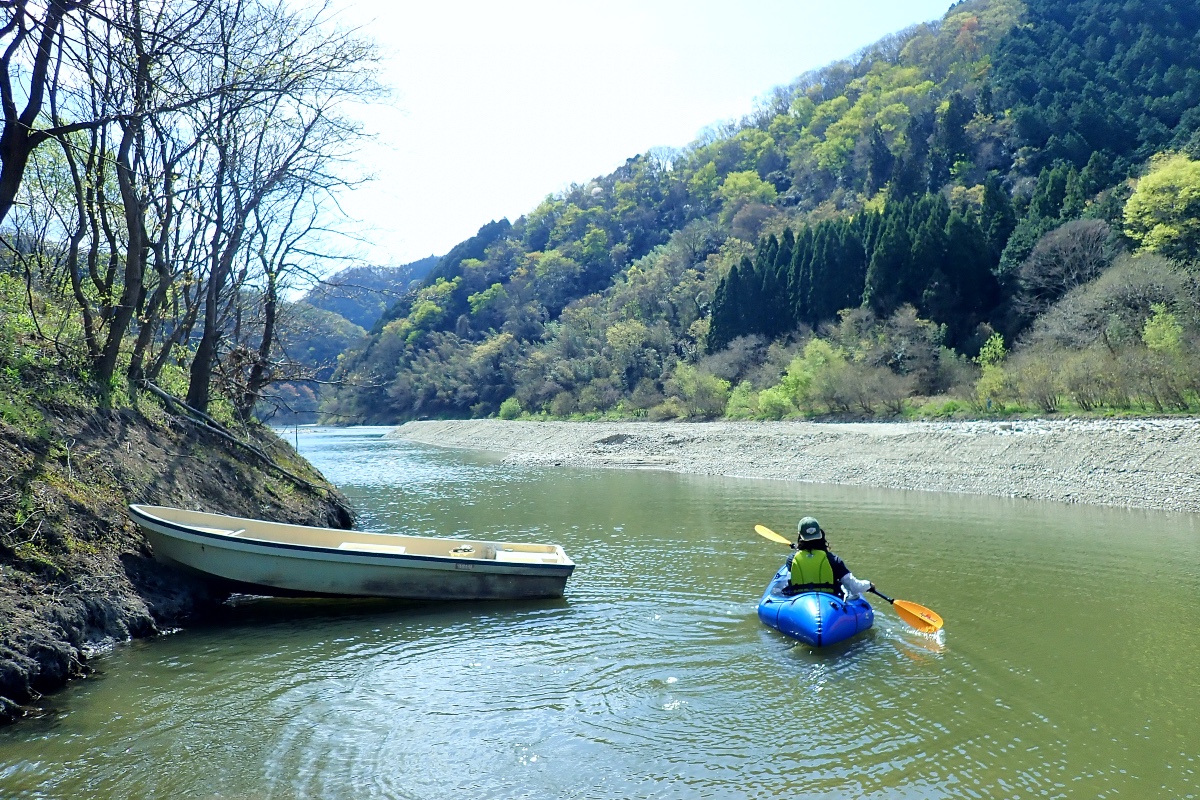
[840,573,872,600]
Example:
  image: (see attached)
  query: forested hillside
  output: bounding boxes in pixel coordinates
[325,0,1200,423]
[304,257,439,330]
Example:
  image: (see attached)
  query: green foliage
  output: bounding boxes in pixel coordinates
[975,333,1007,367]
[1124,153,1200,261]
[303,258,436,330]
[724,381,760,419]
[718,171,778,219]
[783,339,839,405]
[755,385,794,420]
[1142,303,1183,355]
[275,303,366,381]
[667,363,731,418]
[468,283,508,316]
[975,363,1014,412]
[991,0,1200,170]
[498,396,522,420]
[327,0,1200,424]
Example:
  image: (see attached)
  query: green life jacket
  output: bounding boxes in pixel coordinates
[789,549,837,593]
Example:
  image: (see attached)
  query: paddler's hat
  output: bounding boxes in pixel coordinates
[797,517,824,541]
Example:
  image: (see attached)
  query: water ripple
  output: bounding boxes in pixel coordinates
[2,427,1198,799]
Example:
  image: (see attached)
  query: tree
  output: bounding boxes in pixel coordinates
[186,0,380,414]
[980,173,1016,261]
[863,213,913,316]
[1124,153,1200,262]
[0,0,92,227]
[717,170,777,220]
[1015,219,1116,322]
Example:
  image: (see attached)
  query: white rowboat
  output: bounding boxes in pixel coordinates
[129,504,575,600]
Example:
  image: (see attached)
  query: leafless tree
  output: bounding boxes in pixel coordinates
[3,0,381,413]
[1015,219,1117,323]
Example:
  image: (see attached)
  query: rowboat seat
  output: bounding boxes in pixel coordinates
[494,550,557,564]
[193,526,245,536]
[338,542,407,555]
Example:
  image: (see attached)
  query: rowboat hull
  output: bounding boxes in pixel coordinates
[130,505,574,601]
[757,565,873,646]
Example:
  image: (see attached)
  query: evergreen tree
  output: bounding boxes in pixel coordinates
[941,211,999,340]
[708,260,744,352]
[980,173,1016,263]
[863,214,914,316]
[1060,166,1086,219]
[1079,151,1112,197]
[760,230,794,337]
[864,122,895,196]
[927,92,976,191]
[736,255,764,336]
[836,219,869,314]
[789,227,814,325]
[805,225,835,327]
[1029,164,1071,220]
[889,113,934,199]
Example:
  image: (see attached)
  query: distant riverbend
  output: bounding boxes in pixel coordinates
[390,418,1200,514]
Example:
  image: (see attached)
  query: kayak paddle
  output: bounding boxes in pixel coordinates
[867,588,943,633]
[753,524,944,633]
[754,524,794,547]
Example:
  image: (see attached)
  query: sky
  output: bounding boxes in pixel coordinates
[329,0,955,269]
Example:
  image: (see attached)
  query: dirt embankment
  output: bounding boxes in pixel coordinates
[0,406,352,724]
[390,418,1200,514]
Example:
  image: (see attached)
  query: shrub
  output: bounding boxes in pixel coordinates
[498,397,522,419]
[755,385,794,420]
[549,391,576,417]
[648,396,688,421]
[725,381,759,419]
[974,363,1014,413]
[875,368,914,416]
[628,378,664,411]
[779,338,846,410]
[667,363,730,418]
[1060,349,1111,411]
[1013,354,1061,413]
[1015,219,1116,322]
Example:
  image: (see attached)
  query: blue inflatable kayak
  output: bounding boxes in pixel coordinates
[757,564,874,646]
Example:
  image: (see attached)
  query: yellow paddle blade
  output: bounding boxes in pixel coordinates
[754,524,792,546]
[892,599,944,633]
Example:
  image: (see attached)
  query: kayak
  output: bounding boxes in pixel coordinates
[757,565,874,646]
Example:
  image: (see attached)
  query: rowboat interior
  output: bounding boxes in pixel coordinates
[131,505,572,566]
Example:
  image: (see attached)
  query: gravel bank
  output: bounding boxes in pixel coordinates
[389,418,1200,514]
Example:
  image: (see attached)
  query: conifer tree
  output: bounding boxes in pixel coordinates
[980,173,1016,263]
[789,227,814,325]
[865,123,894,195]
[941,211,998,340]
[863,214,914,316]
[708,260,744,352]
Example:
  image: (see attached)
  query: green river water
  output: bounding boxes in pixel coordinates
[1,425,1198,799]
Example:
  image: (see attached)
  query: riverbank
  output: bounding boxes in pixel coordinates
[390,418,1200,514]
[0,404,351,724]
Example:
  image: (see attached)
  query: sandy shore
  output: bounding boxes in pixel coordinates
[388,418,1200,514]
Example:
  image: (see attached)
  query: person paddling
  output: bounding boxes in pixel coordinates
[784,517,873,600]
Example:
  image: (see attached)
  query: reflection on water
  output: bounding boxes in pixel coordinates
[1,425,1198,799]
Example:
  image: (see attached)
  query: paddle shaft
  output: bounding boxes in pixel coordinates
[868,587,895,604]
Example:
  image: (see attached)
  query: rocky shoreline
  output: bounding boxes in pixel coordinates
[0,407,351,725]
[390,418,1200,514]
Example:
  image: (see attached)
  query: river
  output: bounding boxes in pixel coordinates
[1,425,1198,798]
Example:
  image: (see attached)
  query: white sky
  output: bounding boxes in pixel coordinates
[330,1,954,268]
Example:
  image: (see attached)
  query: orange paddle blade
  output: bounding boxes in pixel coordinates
[892,599,943,633]
[754,524,792,546]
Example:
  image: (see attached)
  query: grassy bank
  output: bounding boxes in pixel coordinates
[0,281,353,724]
